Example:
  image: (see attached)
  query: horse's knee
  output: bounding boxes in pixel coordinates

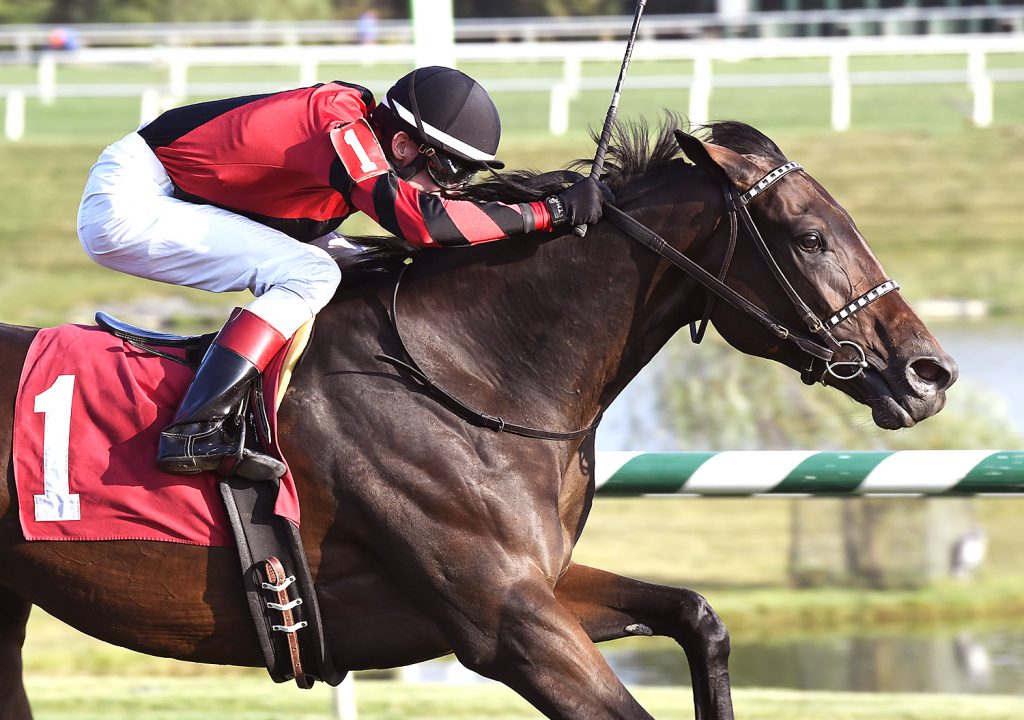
[678,589,730,661]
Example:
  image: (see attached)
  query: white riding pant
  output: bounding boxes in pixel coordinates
[77,131,343,338]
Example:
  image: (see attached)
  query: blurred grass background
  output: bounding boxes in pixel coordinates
[5,54,1024,717]
[3,56,1024,327]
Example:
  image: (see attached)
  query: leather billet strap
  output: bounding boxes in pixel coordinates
[262,557,309,689]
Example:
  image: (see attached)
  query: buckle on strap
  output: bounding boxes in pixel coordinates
[272,621,309,633]
[267,597,304,612]
[262,575,296,592]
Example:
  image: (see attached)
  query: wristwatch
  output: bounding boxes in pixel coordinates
[544,195,568,226]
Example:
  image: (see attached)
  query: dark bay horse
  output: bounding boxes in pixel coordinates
[0,119,956,719]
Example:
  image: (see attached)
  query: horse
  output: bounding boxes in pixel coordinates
[0,118,957,719]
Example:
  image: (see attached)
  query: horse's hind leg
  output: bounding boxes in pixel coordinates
[555,562,734,720]
[0,592,32,720]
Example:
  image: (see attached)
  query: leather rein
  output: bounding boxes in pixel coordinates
[607,161,899,386]
[378,161,899,439]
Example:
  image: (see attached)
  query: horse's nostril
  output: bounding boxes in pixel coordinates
[909,357,955,390]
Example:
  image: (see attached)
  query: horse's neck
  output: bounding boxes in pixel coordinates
[568,172,725,412]
[313,171,721,431]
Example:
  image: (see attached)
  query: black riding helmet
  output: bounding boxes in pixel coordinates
[370,66,504,189]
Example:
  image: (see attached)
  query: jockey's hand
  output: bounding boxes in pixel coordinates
[545,177,615,227]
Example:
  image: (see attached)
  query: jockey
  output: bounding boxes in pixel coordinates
[77,66,612,482]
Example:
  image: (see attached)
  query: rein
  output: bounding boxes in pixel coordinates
[376,262,599,441]
[377,159,898,439]
[607,161,899,385]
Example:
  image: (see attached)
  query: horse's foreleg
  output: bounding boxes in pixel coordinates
[443,577,654,720]
[555,562,734,720]
[0,592,32,720]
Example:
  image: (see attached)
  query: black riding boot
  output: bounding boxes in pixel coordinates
[157,343,286,481]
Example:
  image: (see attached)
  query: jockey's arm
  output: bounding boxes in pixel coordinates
[348,172,555,248]
[327,116,555,248]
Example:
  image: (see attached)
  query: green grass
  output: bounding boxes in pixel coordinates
[21,677,1024,719]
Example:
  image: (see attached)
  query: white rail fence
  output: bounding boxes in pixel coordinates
[3,33,1023,141]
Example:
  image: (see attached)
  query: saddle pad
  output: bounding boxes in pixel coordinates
[14,323,304,546]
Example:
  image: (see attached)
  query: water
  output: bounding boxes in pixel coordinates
[604,626,1024,695]
[596,320,1024,451]
[934,322,1024,435]
[404,623,1024,695]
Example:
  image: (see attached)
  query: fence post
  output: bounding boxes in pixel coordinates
[830,49,851,132]
[549,82,570,136]
[562,54,582,99]
[688,54,712,127]
[300,55,319,87]
[333,674,358,720]
[139,89,162,125]
[5,90,25,142]
[968,49,993,128]
[37,53,57,106]
[168,53,188,103]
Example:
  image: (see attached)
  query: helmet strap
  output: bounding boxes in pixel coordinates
[394,153,426,181]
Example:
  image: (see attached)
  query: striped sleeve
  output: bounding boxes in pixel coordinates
[349,173,552,248]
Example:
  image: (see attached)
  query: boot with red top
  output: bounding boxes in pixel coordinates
[157,307,288,481]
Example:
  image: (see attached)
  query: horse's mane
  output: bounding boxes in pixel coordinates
[453,114,789,203]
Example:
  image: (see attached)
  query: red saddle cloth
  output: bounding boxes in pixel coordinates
[13,323,301,546]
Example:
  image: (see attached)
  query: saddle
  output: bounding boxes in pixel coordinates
[95,312,343,689]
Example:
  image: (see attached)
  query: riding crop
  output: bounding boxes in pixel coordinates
[574,0,648,238]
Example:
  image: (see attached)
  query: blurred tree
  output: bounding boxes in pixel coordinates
[659,334,1021,451]
[24,0,336,23]
[454,0,630,18]
[331,0,408,19]
[0,0,691,23]
[0,0,51,23]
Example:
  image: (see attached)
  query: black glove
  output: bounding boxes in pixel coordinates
[545,177,615,227]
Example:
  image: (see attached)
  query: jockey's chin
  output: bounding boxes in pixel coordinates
[406,169,443,194]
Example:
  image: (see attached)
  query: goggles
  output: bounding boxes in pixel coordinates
[421,145,477,190]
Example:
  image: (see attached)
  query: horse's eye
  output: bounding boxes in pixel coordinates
[796,232,823,252]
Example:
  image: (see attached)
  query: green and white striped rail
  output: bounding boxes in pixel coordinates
[594,451,1024,496]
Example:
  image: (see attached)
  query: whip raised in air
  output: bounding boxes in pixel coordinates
[575,0,648,238]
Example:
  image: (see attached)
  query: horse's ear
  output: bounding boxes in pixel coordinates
[673,129,762,190]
